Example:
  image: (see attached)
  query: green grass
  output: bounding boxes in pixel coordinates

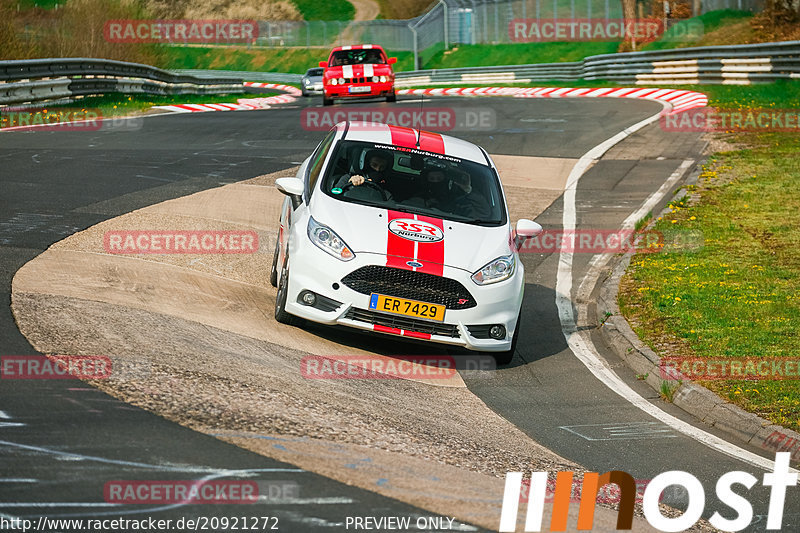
[424,42,620,70]
[293,0,354,21]
[618,81,800,430]
[642,10,755,50]
[162,45,414,74]
[14,0,63,8]
[0,92,270,127]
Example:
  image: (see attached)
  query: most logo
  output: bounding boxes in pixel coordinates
[388,219,444,243]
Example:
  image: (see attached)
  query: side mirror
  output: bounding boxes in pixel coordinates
[387,57,397,65]
[514,219,542,249]
[319,61,328,68]
[276,177,305,210]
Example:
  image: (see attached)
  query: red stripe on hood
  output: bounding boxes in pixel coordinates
[414,215,444,276]
[389,126,417,149]
[386,210,415,270]
[418,131,445,154]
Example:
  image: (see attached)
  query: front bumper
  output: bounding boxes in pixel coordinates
[324,82,394,100]
[303,83,324,94]
[282,239,523,352]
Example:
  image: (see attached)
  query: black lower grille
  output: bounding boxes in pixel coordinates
[341,266,476,310]
[345,308,460,338]
[466,325,493,339]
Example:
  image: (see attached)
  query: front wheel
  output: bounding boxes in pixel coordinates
[490,312,521,366]
[323,96,333,106]
[269,235,280,287]
[386,91,396,103]
[274,253,296,325]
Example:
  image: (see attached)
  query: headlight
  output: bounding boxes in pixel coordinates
[379,75,387,82]
[308,217,354,261]
[329,78,338,86]
[471,255,515,285]
[338,77,345,84]
[371,76,379,82]
[303,79,311,85]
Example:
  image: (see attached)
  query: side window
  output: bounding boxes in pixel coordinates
[305,130,336,201]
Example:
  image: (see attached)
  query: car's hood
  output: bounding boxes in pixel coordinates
[309,196,512,275]
[324,63,393,78]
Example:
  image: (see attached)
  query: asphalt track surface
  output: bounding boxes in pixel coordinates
[1,94,797,532]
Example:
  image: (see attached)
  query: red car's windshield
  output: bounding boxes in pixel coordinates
[329,49,387,67]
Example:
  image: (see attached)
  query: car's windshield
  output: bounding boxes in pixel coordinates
[306,68,324,76]
[328,49,386,67]
[321,140,506,226]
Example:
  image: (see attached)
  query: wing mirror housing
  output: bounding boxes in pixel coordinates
[514,219,543,249]
[319,61,328,68]
[388,57,397,64]
[276,177,305,210]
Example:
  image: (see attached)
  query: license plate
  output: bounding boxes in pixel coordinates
[349,86,371,93]
[369,294,445,322]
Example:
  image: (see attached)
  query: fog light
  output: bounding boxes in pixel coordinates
[300,291,317,306]
[489,325,506,340]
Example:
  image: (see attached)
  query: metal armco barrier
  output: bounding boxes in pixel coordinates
[395,40,800,86]
[0,58,244,105]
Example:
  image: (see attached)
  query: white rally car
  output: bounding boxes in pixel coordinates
[270,121,541,363]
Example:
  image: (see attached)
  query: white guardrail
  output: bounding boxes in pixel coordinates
[0,58,245,106]
[395,40,800,86]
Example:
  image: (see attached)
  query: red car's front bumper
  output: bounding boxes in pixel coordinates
[324,82,394,99]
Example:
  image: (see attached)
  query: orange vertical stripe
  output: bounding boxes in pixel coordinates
[549,471,573,531]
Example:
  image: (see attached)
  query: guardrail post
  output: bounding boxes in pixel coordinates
[439,0,449,49]
[409,23,419,71]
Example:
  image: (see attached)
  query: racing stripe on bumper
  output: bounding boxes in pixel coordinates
[373,324,432,340]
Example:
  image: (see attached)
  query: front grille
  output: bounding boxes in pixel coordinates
[341,266,476,310]
[345,77,369,84]
[345,308,460,338]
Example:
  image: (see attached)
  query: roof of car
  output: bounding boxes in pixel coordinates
[337,121,488,165]
[329,44,385,52]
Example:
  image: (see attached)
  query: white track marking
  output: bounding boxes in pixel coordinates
[0,478,37,483]
[0,410,10,419]
[555,107,786,472]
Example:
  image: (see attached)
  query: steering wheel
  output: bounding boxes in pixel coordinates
[341,179,389,201]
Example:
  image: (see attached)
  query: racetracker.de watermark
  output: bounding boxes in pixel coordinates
[518,229,703,254]
[660,357,800,381]
[301,355,497,379]
[1,355,112,379]
[104,19,258,43]
[510,18,666,42]
[661,108,800,133]
[103,230,259,254]
[301,107,496,132]
[104,480,258,504]
[0,108,143,132]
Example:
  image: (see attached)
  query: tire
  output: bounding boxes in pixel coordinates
[323,97,333,106]
[274,253,296,325]
[386,90,396,103]
[269,236,280,287]
[491,312,521,366]
[302,90,309,97]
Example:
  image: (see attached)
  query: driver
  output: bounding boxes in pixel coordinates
[335,149,392,194]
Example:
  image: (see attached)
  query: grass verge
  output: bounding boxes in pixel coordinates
[163,45,415,74]
[618,81,800,431]
[0,92,274,128]
[293,0,354,21]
